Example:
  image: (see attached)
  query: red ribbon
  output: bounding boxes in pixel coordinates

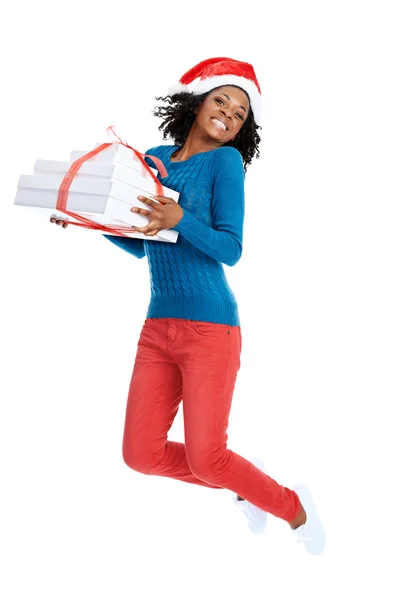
[55,126,168,237]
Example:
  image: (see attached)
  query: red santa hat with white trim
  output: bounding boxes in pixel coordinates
[168,57,262,125]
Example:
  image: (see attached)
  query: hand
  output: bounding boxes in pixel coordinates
[130,195,184,236]
[50,216,69,228]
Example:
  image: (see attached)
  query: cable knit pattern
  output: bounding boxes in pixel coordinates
[103,144,245,326]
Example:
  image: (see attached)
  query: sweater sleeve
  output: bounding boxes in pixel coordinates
[173,147,244,267]
[102,234,146,259]
[101,147,158,259]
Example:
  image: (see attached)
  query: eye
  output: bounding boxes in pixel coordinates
[215,98,244,120]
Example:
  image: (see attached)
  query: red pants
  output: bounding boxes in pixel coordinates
[122,318,301,521]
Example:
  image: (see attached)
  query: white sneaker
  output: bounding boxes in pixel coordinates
[291,484,326,555]
[232,457,268,534]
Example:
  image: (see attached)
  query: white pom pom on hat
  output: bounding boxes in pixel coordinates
[168,57,262,125]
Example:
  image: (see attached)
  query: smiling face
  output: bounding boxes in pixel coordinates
[193,85,250,144]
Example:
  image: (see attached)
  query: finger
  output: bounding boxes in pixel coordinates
[130,207,152,216]
[137,195,159,208]
[134,226,159,236]
[150,195,174,204]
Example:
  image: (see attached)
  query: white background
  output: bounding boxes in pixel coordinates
[1,1,399,598]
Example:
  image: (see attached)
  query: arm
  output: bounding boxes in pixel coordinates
[102,234,146,259]
[174,147,244,267]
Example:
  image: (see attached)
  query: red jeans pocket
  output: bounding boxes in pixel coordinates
[191,320,231,337]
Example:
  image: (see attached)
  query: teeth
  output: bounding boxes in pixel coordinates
[212,118,227,131]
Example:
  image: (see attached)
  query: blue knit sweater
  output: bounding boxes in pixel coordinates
[103,144,245,326]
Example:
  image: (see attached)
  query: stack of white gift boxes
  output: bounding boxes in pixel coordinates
[14,142,180,243]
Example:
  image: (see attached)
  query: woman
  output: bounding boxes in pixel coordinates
[51,57,325,555]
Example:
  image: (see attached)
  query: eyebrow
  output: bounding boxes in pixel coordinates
[220,93,248,113]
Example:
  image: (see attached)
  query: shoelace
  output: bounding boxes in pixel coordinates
[247,506,259,521]
[293,523,314,543]
[239,500,259,522]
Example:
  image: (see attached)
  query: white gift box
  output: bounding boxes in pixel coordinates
[33,158,174,196]
[15,171,179,243]
[70,142,159,177]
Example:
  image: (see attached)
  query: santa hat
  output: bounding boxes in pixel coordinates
[168,57,262,125]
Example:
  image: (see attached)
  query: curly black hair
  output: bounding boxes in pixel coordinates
[152,85,261,172]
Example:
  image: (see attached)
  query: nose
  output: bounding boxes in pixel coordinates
[220,107,232,120]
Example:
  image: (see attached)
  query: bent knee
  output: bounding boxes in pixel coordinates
[122,448,157,474]
[188,457,219,484]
